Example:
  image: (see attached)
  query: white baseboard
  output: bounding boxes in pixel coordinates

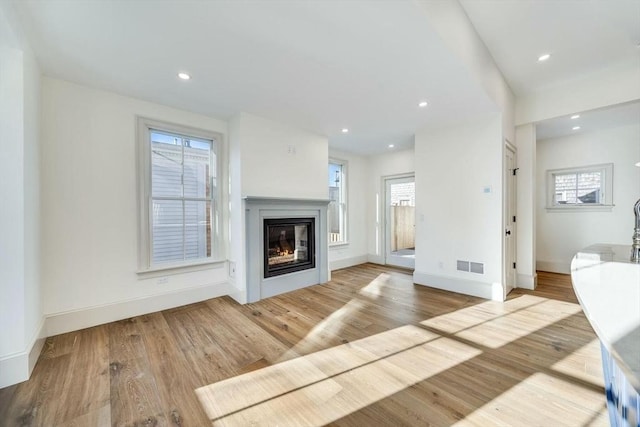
[413,271,503,301]
[330,255,368,271]
[0,317,46,388]
[517,273,538,290]
[29,323,46,377]
[228,291,247,305]
[536,260,570,275]
[1,281,235,388]
[45,280,234,337]
[367,254,384,265]
[227,279,248,305]
[0,351,28,388]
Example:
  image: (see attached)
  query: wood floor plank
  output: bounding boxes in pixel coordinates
[53,325,111,424]
[182,343,239,387]
[163,305,263,377]
[109,355,167,426]
[40,332,80,360]
[0,354,73,426]
[108,317,148,362]
[137,312,211,426]
[108,317,167,427]
[57,404,111,427]
[204,297,295,365]
[0,266,608,426]
[0,384,17,422]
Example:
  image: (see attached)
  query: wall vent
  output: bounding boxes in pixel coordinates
[470,262,484,274]
[456,260,470,272]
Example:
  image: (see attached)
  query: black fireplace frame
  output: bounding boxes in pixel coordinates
[263,217,315,278]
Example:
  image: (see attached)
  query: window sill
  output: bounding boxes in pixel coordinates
[329,241,350,248]
[546,204,614,212]
[137,259,226,279]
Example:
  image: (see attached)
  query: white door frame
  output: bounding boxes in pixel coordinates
[383,173,415,269]
[504,141,518,297]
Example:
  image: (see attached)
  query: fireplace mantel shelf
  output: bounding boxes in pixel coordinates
[243,196,331,205]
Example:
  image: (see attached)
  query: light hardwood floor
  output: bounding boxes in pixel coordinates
[0,265,608,426]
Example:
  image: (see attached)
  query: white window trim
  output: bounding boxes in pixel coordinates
[136,117,227,275]
[546,163,614,212]
[329,158,348,246]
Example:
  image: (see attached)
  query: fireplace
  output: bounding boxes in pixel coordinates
[243,197,329,303]
[264,218,315,278]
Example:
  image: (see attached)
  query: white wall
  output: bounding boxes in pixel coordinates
[328,149,368,270]
[413,0,514,300]
[0,0,43,387]
[0,42,27,385]
[515,58,639,284]
[227,114,246,302]
[40,78,232,334]
[238,112,328,200]
[366,148,414,263]
[22,36,42,372]
[414,114,505,300]
[536,124,640,273]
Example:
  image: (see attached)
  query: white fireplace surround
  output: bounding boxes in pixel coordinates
[244,197,330,302]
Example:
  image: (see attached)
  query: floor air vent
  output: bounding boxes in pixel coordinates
[456,260,470,272]
[457,260,484,274]
[470,262,484,274]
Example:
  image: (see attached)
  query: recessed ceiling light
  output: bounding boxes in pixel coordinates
[538,53,551,62]
[388,144,395,148]
[177,72,191,80]
[572,126,581,130]
[571,114,580,119]
[635,161,640,167]
[341,128,349,133]
[418,101,428,108]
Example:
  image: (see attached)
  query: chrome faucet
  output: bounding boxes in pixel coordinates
[632,198,640,263]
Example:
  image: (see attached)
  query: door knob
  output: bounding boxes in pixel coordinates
[505,230,511,236]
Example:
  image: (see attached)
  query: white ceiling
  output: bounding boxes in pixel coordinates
[460,0,640,141]
[11,0,640,155]
[536,100,640,141]
[13,0,497,155]
[459,0,640,96]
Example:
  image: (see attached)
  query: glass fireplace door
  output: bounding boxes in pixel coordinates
[264,218,315,278]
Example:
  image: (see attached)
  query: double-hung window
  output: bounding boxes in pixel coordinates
[138,118,221,271]
[546,163,613,210]
[328,159,347,244]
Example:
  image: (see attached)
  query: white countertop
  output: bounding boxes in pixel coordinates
[571,244,640,393]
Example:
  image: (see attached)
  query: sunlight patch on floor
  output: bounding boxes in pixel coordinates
[194,277,605,426]
[454,372,608,427]
[358,273,391,297]
[278,298,367,359]
[422,294,547,334]
[196,324,481,427]
[551,337,604,388]
[279,274,392,359]
[423,295,582,349]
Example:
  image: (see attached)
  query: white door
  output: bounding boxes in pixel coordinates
[504,144,517,295]
[385,175,415,269]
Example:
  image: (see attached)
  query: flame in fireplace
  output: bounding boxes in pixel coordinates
[273,245,294,257]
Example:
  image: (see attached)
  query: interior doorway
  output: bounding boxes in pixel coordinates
[504,142,517,295]
[384,174,415,269]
